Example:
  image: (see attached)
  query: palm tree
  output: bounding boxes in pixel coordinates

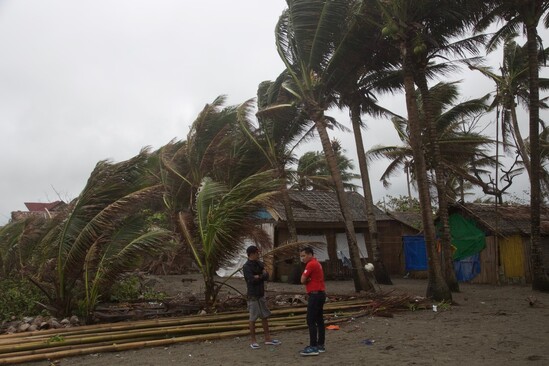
[331,19,401,284]
[248,74,316,243]
[161,97,278,307]
[274,0,374,291]
[369,80,491,299]
[177,171,281,309]
[0,215,49,278]
[30,150,173,317]
[291,141,360,192]
[477,0,549,291]
[468,37,549,181]
[370,83,492,191]
[370,0,452,300]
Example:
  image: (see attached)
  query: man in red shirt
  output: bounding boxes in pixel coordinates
[299,246,326,356]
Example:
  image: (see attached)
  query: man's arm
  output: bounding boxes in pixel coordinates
[243,263,255,283]
[300,264,311,284]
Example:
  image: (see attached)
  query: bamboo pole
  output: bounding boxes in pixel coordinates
[0,324,307,365]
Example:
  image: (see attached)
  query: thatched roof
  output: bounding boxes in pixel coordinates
[449,203,549,236]
[387,211,423,231]
[267,190,391,223]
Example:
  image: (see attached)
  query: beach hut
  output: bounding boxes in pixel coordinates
[265,191,419,281]
[444,203,549,284]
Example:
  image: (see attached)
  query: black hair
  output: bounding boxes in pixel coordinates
[246,245,259,256]
[300,246,314,255]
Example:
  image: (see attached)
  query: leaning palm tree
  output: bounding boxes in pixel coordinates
[246,74,316,243]
[370,0,452,301]
[178,171,281,309]
[161,97,276,307]
[31,150,173,318]
[476,0,549,291]
[274,0,374,292]
[0,215,49,278]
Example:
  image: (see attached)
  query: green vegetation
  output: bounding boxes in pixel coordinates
[0,279,48,321]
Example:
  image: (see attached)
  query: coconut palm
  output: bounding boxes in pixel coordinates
[291,141,360,192]
[370,82,492,184]
[0,215,49,278]
[468,37,549,180]
[476,0,549,291]
[369,81,492,297]
[30,150,173,318]
[246,73,316,243]
[161,97,279,307]
[369,0,455,300]
[273,0,375,292]
[177,171,281,309]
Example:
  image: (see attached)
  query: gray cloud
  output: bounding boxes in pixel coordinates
[0,1,545,224]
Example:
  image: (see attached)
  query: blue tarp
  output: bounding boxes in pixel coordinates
[453,254,481,282]
[403,235,428,271]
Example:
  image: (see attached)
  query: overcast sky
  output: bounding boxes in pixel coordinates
[0,1,544,224]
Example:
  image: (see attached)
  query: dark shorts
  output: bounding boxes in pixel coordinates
[248,297,271,321]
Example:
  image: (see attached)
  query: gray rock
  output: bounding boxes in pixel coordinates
[69,315,79,325]
[18,323,30,332]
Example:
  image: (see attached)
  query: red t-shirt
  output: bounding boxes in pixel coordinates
[303,257,326,293]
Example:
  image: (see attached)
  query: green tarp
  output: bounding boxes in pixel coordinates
[447,213,486,260]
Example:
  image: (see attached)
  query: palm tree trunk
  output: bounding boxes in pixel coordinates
[279,169,300,284]
[279,168,298,242]
[313,111,374,292]
[510,104,532,178]
[350,104,392,285]
[526,24,549,291]
[401,43,451,301]
[415,72,459,292]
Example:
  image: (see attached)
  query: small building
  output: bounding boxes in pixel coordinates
[265,191,419,281]
[10,201,66,221]
[444,203,549,284]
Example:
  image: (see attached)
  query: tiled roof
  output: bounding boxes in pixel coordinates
[449,203,549,236]
[268,190,391,223]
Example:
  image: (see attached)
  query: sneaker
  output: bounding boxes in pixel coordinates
[317,345,325,353]
[300,346,319,356]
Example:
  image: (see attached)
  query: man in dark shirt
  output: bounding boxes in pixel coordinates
[242,245,281,349]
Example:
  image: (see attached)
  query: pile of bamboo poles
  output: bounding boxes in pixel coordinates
[0,295,412,365]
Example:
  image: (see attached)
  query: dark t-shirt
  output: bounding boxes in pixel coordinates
[243,259,269,298]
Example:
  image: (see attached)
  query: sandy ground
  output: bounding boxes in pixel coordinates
[25,275,549,366]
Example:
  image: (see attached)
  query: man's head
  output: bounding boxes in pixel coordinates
[299,246,314,263]
[246,245,260,259]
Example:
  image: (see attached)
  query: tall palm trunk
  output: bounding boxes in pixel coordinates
[401,44,451,301]
[510,104,532,178]
[312,109,374,292]
[350,104,392,285]
[279,168,298,242]
[415,72,459,292]
[526,24,549,291]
